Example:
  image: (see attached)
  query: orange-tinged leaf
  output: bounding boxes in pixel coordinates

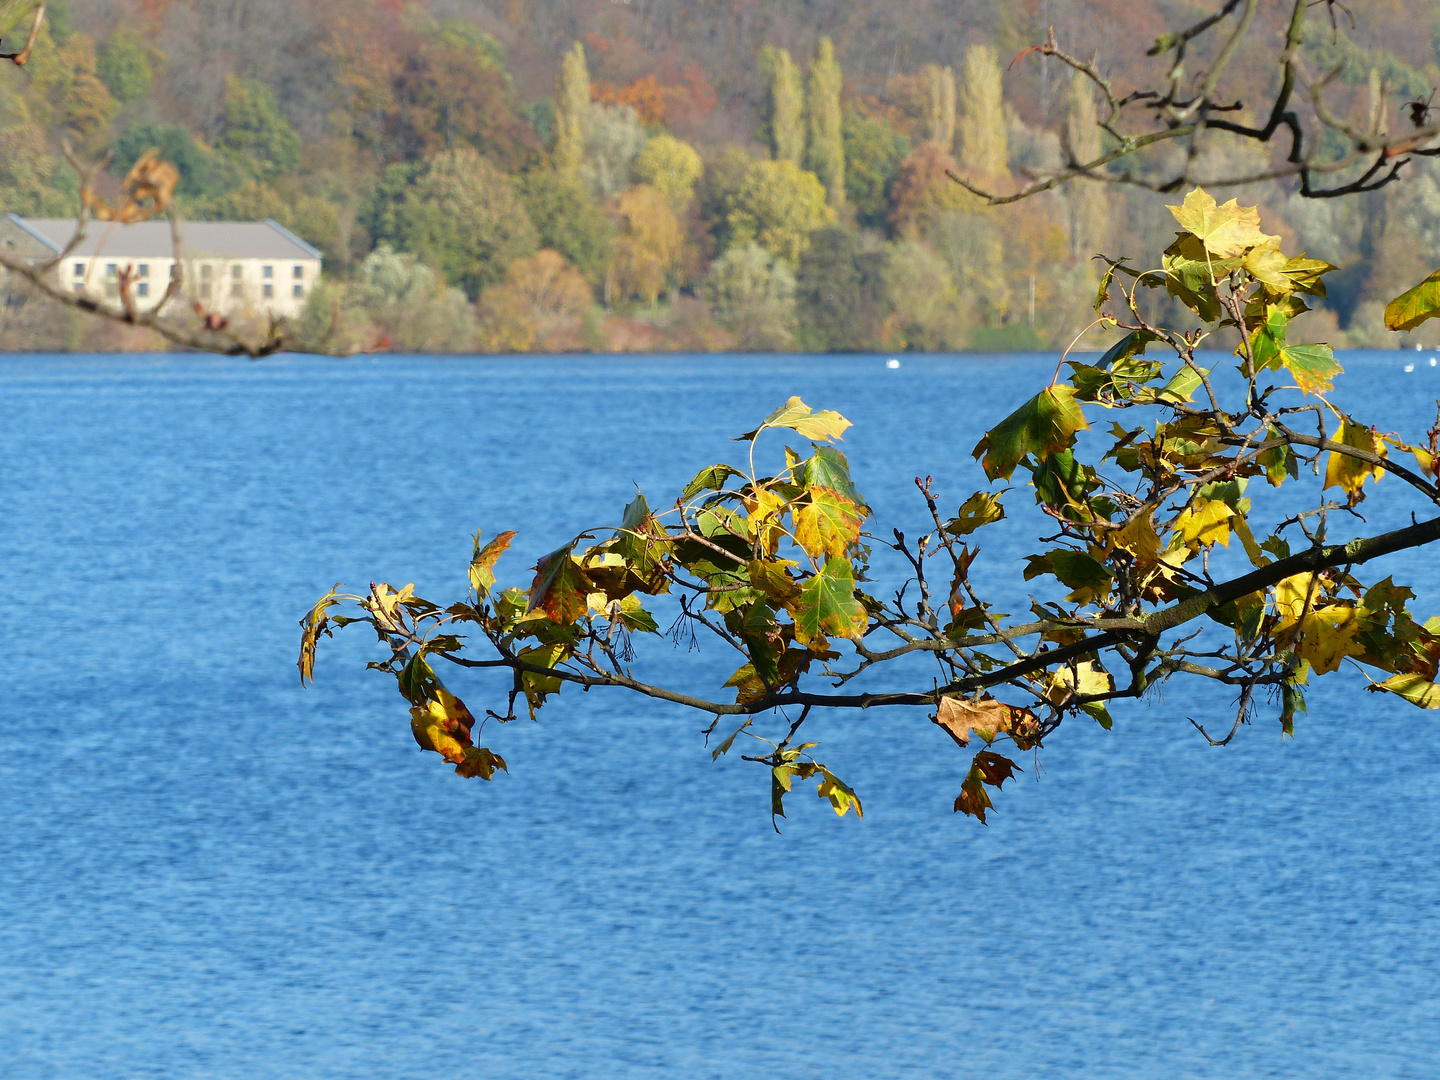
[933,695,1043,748]
[954,750,1021,823]
[792,556,867,646]
[527,546,593,623]
[792,487,862,559]
[470,530,517,596]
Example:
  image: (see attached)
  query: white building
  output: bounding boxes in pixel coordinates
[1,215,323,319]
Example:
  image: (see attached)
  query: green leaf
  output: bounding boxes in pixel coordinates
[527,546,593,624]
[1154,363,1208,404]
[397,651,438,706]
[469,530,517,597]
[711,719,752,760]
[1277,343,1342,396]
[616,594,659,634]
[0,0,42,40]
[515,643,565,718]
[792,556,867,646]
[682,464,745,500]
[945,491,1005,536]
[736,396,851,443]
[1161,233,1231,321]
[1023,549,1113,604]
[1097,329,1158,369]
[1384,269,1440,332]
[972,386,1089,482]
[1079,700,1113,730]
[799,444,867,508]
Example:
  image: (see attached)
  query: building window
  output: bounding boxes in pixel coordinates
[169,264,178,279]
[231,282,243,298]
[232,265,242,279]
[73,282,85,294]
[293,284,304,299]
[201,264,213,281]
[199,284,212,300]
[106,263,117,277]
[74,262,85,277]
[263,283,274,299]
[138,282,150,298]
[293,265,304,280]
[262,265,273,279]
[139,264,150,278]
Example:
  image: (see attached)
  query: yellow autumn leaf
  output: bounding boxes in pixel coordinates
[1043,660,1113,706]
[1274,573,1323,626]
[1324,417,1385,501]
[1168,188,1280,259]
[409,687,477,764]
[1291,605,1364,676]
[1229,514,1268,567]
[1173,499,1233,548]
[1379,673,1440,709]
[743,487,791,556]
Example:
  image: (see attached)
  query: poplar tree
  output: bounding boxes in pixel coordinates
[553,42,589,181]
[806,37,844,209]
[1065,71,1108,260]
[759,45,804,165]
[923,63,956,151]
[958,44,1007,179]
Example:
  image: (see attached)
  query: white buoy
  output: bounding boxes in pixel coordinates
[886,358,901,369]
[1417,343,1424,351]
[1432,357,1438,367]
[1405,363,1416,372]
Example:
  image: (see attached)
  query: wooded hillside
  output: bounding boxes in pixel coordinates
[2,0,1437,353]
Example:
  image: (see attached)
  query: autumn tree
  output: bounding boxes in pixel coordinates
[1064,71,1107,261]
[758,45,804,165]
[220,76,301,179]
[805,37,844,209]
[724,159,835,266]
[517,169,616,288]
[957,44,1007,182]
[631,134,704,212]
[364,147,538,299]
[96,29,152,105]
[611,184,684,306]
[922,63,956,151]
[304,189,1440,826]
[701,241,797,350]
[841,107,910,231]
[553,41,589,182]
[477,249,592,353]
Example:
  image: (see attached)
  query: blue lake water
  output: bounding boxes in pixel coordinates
[2,350,1440,1078]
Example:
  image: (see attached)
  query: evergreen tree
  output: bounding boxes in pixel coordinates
[759,46,804,165]
[806,37,845,209]
[923,64,956,151]
[554,42,589,181]
[958,44,1007,179]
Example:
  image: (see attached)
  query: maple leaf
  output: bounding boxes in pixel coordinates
[736,396,851,442]
[946,491,1006,536]
[1324,417,1386,504]
[933,695,1043,748]
[469,530,517,596]
[792,487,863,559]
[972,386,1089,481]
[1168,188,1279,259]
[1384,269,1440,333]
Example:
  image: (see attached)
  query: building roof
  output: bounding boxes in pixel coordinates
[6,216,323,261]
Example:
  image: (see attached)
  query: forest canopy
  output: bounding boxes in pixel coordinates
[1,0,1439,354]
